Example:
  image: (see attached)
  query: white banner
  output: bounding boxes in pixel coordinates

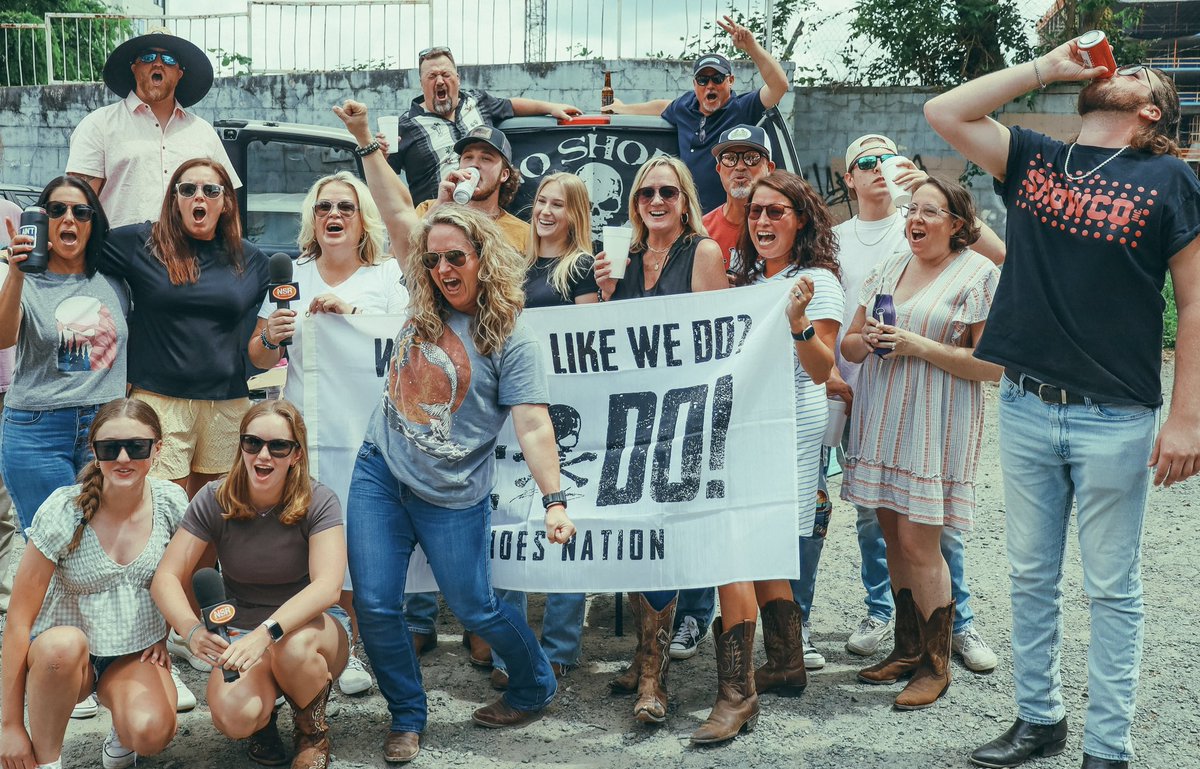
[305,281,803,592]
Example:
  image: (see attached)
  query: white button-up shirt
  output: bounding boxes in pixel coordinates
[66,91,241,228]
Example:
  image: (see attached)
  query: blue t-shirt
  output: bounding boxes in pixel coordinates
[982,126,1200,406]
[661,89,767,212]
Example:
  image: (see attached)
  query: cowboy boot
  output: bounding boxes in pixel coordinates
[633,595,675,724]
[753,599,807,696]
[609,592,646,693]
[858,588,922,685]
[894,598,954,710]
[285,676,332,769]
[690,619,759,744]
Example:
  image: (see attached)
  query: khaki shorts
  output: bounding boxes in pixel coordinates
[130,388,251,479]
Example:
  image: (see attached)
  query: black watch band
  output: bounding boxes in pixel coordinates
[791,324,816,342]
[542,491,568,510]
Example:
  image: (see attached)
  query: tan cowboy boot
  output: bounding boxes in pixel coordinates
[894,599,954,710]
[858,588,922,685]
[285,676,332,769]
[753,599,807,695]
[690,619,759,744]
[609,592,646,693]
[633,595,675,724]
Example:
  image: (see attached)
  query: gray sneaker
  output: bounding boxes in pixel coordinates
[846,615,894,656]
[669,615,704,660]
[801,621,825,670]
[953,626,998,672]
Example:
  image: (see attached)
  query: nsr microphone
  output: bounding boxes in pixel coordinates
[267,252,299,346]
[193,567,240,683]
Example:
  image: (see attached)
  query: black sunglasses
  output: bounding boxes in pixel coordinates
[136,51,179,67]
[420,249,471,270]
[748,203,798,221]
[240,434,300,458]
[47,201,95,222]
[418,46,453,63]
[94,438,155,461]
[718,150,766,168]
[176,182,224,199]
[637,185,681,202]
[853,154,897,172]
[314,200,358,217]
[695,73,728,86]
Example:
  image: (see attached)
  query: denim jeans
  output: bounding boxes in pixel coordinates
[789,456,832,621]
[346,442,556,732]
[491,590,586,671]
[854,505,976,634]
[999,374,1155,762]
[403,592,440,636]
[675,587,716,632]
[1,404,99,530]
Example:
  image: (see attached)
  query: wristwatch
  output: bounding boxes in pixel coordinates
[542,491,568,510]
[260,619,284,642]
[791,324,816,342]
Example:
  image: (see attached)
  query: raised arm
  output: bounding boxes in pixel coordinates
[510,97,582,121]
[970,219,1006,266]
[718,15,788,109]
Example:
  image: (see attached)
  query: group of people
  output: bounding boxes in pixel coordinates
[0,17,1195,769]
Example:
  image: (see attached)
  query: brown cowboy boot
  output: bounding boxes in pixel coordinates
[894,599,954,710]
[753,599,807,696]
[690,619,759,744]
[633,595,675,724]
[285,676,332,769]
[858,588,922,685]
[609,592,646,693]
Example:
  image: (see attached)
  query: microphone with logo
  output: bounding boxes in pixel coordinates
[193,567,240,683]
[267,253,299,347]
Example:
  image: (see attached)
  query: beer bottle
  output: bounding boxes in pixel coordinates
[601,70,614,109]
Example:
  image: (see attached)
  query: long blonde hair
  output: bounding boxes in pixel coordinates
[627,156,708,251]
[404,206,525,356]
[526,173,594,302]
[216,400,312,526]
[296,172,389,265]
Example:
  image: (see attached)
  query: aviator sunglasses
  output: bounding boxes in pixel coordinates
[240,434,301,458]
[93,439,155,461]
[135,51,179,67]
[47,201,95,222]
[853,153,897,172]
[420,249,472,269]
[176,182,224,199]
[718,150,766,168]
[637,185,681,202]
[314,200,358,217]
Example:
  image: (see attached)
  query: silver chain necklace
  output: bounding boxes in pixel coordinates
[1063,142,1129,182]
[853,215,896,247]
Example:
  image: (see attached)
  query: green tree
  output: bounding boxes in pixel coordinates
[1,0,124,86]
[1036,0,1146,62]
[674,0,813,62]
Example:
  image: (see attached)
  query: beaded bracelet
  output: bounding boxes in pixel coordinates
[260,328,280,350]
[353,141,381,157]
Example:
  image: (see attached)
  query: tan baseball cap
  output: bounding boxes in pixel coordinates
[845,134,899,167]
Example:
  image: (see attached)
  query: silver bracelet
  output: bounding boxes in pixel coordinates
[1032,58,1047,90]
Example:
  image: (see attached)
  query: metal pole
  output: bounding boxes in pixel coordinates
[616,0,622,59]
[764,0,773,56]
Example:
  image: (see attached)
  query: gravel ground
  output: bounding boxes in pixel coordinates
[3,356,1197,769]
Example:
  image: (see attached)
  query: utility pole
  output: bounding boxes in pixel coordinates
[525,0,547,63]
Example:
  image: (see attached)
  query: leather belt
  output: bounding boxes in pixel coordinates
[1005,369,1087,405]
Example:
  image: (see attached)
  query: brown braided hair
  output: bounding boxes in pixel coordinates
[68,398,163,554]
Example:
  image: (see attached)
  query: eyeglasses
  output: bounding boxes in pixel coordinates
[1116,63,1164,104]
[135,51,179,67]
[313,200,358,217]
[240,434,300,458]
[418,46,453,63]
[748,203,798,221]
[899,203,961,221]
[637,185,681,202]
[718,150,766,168]
[176,182,224,199]
[47,201,95,222]
[694,73,728,86]
[420,249,472,269]
[93,438,155,461]
[853,154,897,172]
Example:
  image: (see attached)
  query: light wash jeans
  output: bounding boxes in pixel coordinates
[998,374,1156,763]
[346,443,556,733]
[491,591,586,671]
[1,403,99,529]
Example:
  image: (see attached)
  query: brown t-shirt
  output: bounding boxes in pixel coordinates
[181,480,343,627]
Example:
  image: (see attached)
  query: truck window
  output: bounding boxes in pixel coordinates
[243,139,358,253]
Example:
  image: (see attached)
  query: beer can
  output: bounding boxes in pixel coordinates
[1077,30,1117,78]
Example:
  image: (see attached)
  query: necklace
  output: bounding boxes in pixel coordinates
[1063,142,1129,182]
[644,240,675,272]
[853,215,896,247]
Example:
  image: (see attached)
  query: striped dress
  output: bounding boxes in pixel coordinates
[841,248,999,531]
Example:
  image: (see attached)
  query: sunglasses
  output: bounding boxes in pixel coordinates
[136,51,179,67]
[418,45,453,63]
[718,150,766,168]
[853,154,897,172]
[694,73,728,86]
[420,249,471,269]
[637,185,681,202]
[748,203,798,221]
[93,438,155,461]
[176,182,224,199]
[47,201,95,222]
[240,434,300,458]
[314,200,358,217]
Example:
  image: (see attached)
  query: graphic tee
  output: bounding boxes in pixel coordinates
[701,206,742,270]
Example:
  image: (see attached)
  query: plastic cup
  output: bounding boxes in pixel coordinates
[602,226,633,280]
[823,398,848,447]
[377,116,400,151]
[880,155,912,209]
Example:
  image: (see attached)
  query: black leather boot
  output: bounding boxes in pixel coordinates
[970,717,1068,768]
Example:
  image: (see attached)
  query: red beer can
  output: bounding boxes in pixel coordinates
[1078,30,1117,78]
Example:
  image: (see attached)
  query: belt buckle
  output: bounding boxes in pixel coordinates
[1036,382,1067,405]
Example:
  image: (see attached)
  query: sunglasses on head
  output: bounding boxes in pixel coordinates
[420,249,471,269]
[718,150,766,168]
[695,73,728,86]
[748,203,798,221]
[637,185,681,202]
[853,153,897,172]
[240,434,300,458]
[93,438,155,461]
[47,201,95,222]
[314,200,358,217]
[176,182,224,199]
[418,45,453,63]
[136,51,179,67]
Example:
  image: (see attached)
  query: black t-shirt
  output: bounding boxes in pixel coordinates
[523,254,598,308]
[981,126,1200,406]
[101,223,269,400]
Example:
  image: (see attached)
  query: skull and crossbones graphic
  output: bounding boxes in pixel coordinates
[511,404,597,501]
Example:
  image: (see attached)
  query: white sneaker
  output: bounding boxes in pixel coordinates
[668,615,704,660]
[70,693,98,719]
[801,621,825,670]
[846,615,894,656]
[171,666,197,712]
[167,629,212,672]
[953,626,998,673]
[338,651,373,695]
[102,726,136,769]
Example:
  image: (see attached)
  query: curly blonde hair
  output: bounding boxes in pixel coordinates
[296,172,389,265]
[404,206,526,356]
[627,156,709,251]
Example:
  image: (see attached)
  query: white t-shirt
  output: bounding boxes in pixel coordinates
[258,257,408,410]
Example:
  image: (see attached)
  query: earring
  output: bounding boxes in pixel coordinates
[681,212,689,225]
